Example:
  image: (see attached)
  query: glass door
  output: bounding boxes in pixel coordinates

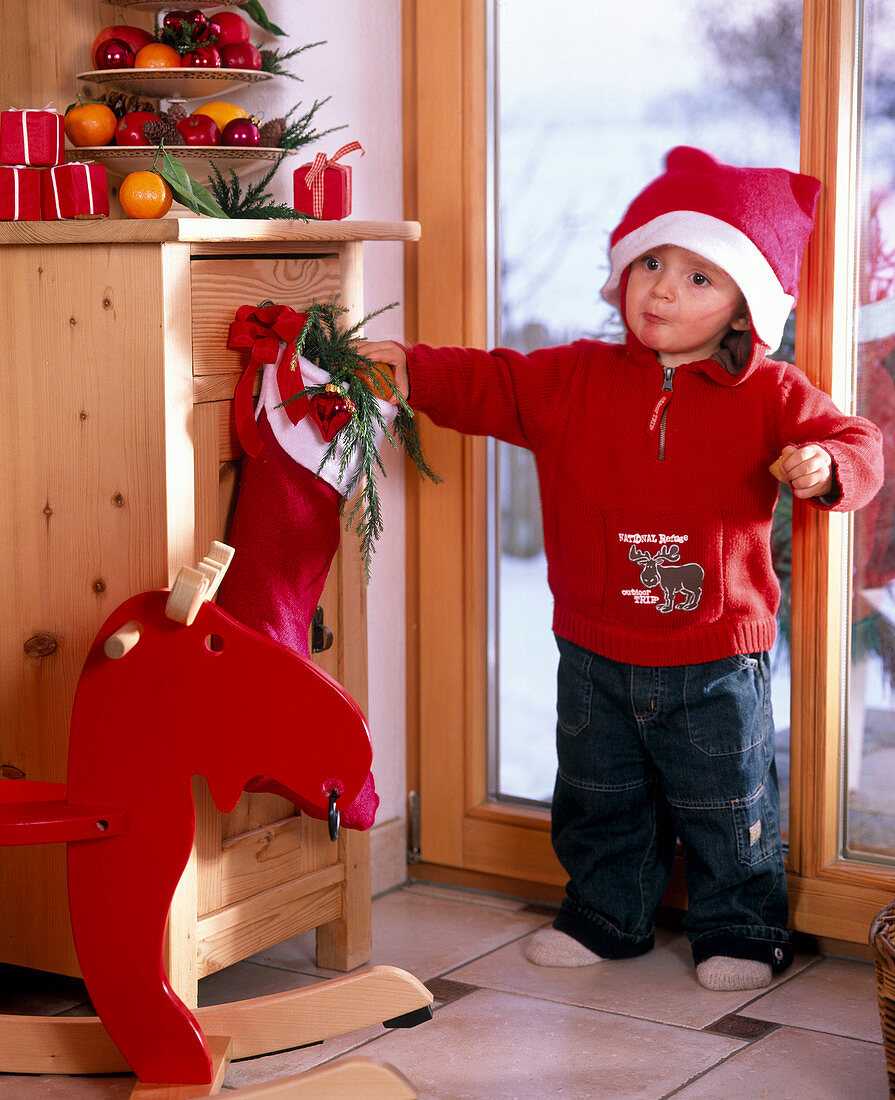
[844,0,895,863]
[491,1,802,843]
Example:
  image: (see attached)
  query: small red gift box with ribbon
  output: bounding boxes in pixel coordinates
[0,166,42,220]
[293,142,364,219]
[41,162,109,220]
[0,108,65,167]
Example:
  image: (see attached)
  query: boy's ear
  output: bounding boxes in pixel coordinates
[731,310,751,332]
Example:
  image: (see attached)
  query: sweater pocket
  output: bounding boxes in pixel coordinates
[608,511,724,630]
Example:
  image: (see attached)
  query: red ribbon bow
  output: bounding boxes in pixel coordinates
[228,304,309,457]
[305,142,364,218]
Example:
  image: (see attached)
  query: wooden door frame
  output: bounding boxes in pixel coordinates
[402,0,895,937]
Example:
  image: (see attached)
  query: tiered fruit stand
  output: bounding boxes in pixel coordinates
[72,0,304,179]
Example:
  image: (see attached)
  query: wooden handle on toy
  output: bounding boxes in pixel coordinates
[769,455,788,482]
[103,620,142,660]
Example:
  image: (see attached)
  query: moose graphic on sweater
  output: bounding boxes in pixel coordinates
[628,543,704,613]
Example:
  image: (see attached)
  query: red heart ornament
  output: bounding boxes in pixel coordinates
[310,389,355,442]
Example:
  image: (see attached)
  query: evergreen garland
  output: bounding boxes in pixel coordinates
[206,154,309,219]
[282,299,440,579]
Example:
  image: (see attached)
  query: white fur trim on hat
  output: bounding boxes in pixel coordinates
[601,210,795,350]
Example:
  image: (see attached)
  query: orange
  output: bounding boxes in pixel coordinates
[134,43,182,69]
[119,171,173,219]
[192,101,247,134]
[63,101,118,147]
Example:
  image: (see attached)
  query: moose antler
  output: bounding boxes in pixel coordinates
[656,544,681,562]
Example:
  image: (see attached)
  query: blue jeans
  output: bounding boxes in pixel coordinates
[551,636,792,972]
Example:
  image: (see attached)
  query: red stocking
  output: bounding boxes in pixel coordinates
[217,411,379,829]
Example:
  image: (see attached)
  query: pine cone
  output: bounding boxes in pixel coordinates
[259,118,286,147]
[163,102,188,123]
[143,119,185,146]
[99,91,158,120]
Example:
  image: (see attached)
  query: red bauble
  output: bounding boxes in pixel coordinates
[214,12,251,46]
[220,42,262,71]
[182,45,222,68]
[115,110,160,146]
[222,118,261,147]
[200,19,221,44]
[310,390,355,442]
[175,115,221,146]
[95,38,135,70]
[91,25,153,68]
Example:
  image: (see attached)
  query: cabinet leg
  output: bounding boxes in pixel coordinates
[315,829,372,970]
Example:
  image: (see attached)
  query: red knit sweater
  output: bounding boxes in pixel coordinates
[407,333,884,666]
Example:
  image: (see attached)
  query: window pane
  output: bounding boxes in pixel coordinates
[845,0,895,861]
[490,0,802,834]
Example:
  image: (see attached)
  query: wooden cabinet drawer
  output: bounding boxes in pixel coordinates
[190,254,342,378]
[191,254,342,460]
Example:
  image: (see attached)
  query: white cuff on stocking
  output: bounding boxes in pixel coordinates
[257,345,398,497]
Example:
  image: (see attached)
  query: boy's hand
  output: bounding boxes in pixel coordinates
[356,340,409,404]
[775,444,834,499]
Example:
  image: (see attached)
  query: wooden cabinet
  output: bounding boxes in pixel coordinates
[0,218,419,1005]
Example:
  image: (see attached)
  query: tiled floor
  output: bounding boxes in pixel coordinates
[0,882,890,1098]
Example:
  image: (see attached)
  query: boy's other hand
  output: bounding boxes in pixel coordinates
[778,444,834,499]
[356,340,409,404]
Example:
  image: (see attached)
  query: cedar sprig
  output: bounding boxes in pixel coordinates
[259,41,325,80]
[206,154,310,219]
[283,299,440,579]
[278,99,347,151]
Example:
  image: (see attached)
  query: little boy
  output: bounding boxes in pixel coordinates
[359,147,884,991]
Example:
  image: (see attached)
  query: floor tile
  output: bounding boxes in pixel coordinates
[198,959,326,1006]
[743,956,884,1043]
[250,887,551,984]
[0,963,89,1017]
[450,926,816,1030]
[349,987,744,1099]
[674,1024,890,1099]
[401,882,539,912]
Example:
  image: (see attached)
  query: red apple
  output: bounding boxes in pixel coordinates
[220,43,262,71]
[175,114,221,146]
[213,12,251,46]
[95,38,135,70]
[91,25,154,69]
[115,110,160,146]
[182,45,222,68]
[222,118,260,147]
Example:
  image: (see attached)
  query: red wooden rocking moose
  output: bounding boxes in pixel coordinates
[0,544,430,1096]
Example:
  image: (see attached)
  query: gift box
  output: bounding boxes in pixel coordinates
[41,163,109,220]
[293,142,363,220]
[1,109,64,168]
[0,166,42,220]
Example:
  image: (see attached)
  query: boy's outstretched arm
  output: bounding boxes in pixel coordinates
[356,340,408,403]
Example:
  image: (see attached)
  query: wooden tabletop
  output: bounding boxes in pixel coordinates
[0,218,422,246]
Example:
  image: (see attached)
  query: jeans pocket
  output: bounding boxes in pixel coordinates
[733,785,777,866]
[556,636,593,736]
[685,654,768,757]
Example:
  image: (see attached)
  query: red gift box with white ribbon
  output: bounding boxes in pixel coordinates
[41,162,109,220]
[0,165,42,220]
[0,109,64,167]
[293,142,364,219]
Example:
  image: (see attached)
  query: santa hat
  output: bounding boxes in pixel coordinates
[601,146,821,351]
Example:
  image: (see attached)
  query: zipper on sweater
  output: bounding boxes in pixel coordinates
[647,367,675,460]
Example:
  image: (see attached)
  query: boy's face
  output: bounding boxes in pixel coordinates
[624,244,750,369]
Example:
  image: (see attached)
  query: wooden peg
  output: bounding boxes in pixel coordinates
[198,541,235,602]
[103,621,143,660]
